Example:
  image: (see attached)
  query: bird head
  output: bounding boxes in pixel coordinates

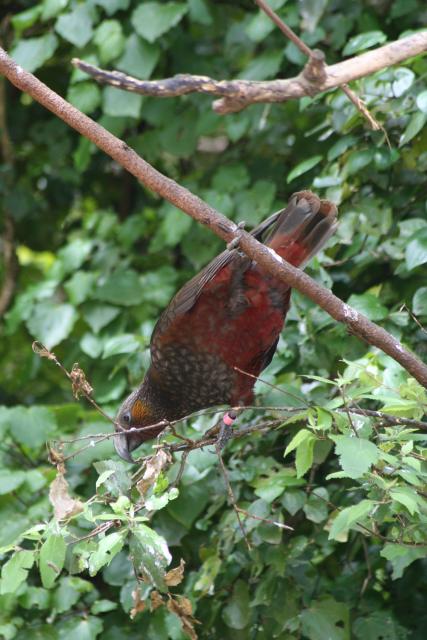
[114,389,160,462]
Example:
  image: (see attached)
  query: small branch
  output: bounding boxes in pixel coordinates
[255,0,382,130]
[216,447,252,550]
[71,31,427,114]
[2,50,427,389]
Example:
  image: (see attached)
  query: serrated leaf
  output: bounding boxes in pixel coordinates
[131,2,188,43]
[0,469,27,494]
[39,534,66,588]
[347,293,388,321]
[117,34,160,78]
[55,5,93,47]
[0,550,35,594]
[328,500,375,540]
[332,436,380,479]
[390,486,420,515]
[88,532,125,576]
[129,524,171,591]
[380,543,427,579]
[94,20,125,64]
[11,33,58,73]
[26,302,77,349]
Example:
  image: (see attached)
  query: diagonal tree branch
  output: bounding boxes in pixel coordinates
[72,31,427,115]
[1,47,427,389]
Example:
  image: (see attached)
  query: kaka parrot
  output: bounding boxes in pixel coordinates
[114,190,338,461]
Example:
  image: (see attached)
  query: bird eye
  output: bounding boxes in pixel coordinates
[122,411,131,424]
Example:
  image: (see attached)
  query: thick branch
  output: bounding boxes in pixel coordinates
[72,32,427,114]
[1,48,427,389]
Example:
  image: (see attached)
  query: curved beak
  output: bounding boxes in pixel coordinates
[114,431,135,463]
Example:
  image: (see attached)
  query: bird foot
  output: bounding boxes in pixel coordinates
[215,409,238,451]
[226,221,246,251]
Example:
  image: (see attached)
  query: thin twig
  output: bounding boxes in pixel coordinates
[236,507,293,531]
[216,448,252,551]
[255,0,382,130]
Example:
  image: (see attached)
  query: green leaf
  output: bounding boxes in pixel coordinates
[301,597,350,640]
[392,68,415,97]
[94,269,144,305]
[0,469,27,495]
[303,488,329,523]
[91,599,117,614]
[399,111,426,146]
[0,550,35,594]
[11,6,42,35]
[41,0,69,21]
[39,534,66,588]
[346,293,388,321]
[344,149,374,175]
[102,334,140,358]
[331,436,380,479]
[93,0,130,15]
[117,34,160,78]
[343,31,387,55]
[53,577,94,613]
[328,500,375,540]
[131,2,188,43]
[102,86,143,118]
[82,304,120,333]
[413,287,427,316]
[65,271,97,305]
[223,579,250,630]
[380,543,427,579]
[405,228,427,270]
[129,524,171,591]
[26,302,78,349]
[67,83,101,114]
[390,486,420,515]
[416,90,427,114]
[241,49,284,80]
[56,616,103,640]
[11,33,58,73]
[284,429,313,456]
[89,532,125,576]
[296,434,316,478]
[94,460,132,497]
[55,5,94,48]
[287,155,323,183]
[6,406,56,448]
[94,20,125,64]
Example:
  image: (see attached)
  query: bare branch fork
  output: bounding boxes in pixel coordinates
[71,31,427,116]
[1,48,427,390]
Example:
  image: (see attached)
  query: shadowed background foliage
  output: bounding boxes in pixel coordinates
[1,0,427,638]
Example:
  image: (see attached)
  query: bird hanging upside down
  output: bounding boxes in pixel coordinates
[115,190,338,461]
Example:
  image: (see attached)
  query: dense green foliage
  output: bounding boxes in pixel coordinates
[1,0,427,638]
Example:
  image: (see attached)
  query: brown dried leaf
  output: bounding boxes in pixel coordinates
[49,471,84,520]
[70,363,93,398]
[165,558,186,587]
[130,588,146,620]
[167,596,200,640]
[136,449,172,496]
[150,590,164,611]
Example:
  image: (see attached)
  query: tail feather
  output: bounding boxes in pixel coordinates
[267,190,337,267]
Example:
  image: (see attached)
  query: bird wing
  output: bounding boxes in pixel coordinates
[150,209,284,345]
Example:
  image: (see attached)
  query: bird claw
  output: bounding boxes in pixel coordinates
[226,221,246,251]
[215,409,238,452]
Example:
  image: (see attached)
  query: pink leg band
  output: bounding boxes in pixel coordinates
[223,412,236,427]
